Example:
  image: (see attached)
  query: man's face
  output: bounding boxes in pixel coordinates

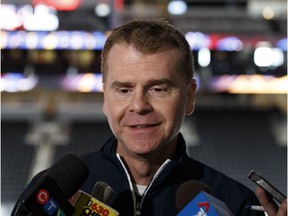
[103,43,196,158]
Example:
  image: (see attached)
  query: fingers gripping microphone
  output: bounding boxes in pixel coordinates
[14,154,89,216]
[70,181,119,216]
[176,181,233,216]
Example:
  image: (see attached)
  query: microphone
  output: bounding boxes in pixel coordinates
[176,181,233,216]
[91,181,114,203]
[70,181,119,216]
[14,153,89,216]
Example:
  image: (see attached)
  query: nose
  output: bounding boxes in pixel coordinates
[128,90,153,114]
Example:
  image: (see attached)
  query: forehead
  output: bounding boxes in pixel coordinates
[105,43,182,81]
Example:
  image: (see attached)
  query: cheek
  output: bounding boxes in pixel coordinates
[173,96,189,122]
[103,92,116,117]
[161,99,186,123]
[103,93,114,121]
[103,97,125,123]
[103,101,121,135]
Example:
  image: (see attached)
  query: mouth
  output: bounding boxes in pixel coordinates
[132,126,151,129]
[129,124,159,129]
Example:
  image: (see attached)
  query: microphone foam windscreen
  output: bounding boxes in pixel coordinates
[47,153,89,198]
[175,180,212,212]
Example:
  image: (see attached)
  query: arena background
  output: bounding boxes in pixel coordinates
[1,0,287,214]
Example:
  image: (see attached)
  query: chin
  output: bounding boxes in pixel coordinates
[130,143,158,156]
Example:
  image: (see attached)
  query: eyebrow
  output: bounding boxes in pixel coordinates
[111,78,175,89]
[146,78,175,87]
[111,81,133,89]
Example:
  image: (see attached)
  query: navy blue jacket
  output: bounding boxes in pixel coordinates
[80,134,263,216]
[12,134,264,216]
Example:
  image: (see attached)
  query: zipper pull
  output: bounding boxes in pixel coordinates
[134,211,141,216]
[134,202,141,216]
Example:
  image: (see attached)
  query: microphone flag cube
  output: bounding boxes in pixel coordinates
[177,191,233,216]
[70,190,119,216]
[21,175,75,216]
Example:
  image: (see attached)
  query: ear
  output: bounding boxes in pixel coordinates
[185,79,197,115]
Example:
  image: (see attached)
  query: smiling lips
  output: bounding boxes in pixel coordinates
[127,124,159,135]
[124,115,162,130]
[129,123,159,129]
[132,125,149,128]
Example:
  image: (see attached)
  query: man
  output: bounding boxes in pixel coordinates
[80,19,264,215]
[12,19,286,216]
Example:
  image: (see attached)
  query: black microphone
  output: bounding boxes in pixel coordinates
[176,180,233,216]
[14,153,89,216]
[91,181,114,203]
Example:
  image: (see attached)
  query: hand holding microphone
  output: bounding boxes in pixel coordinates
[256,187,287,216]
[248,170,287,216]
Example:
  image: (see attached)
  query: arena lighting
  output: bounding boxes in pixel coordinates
[26,32,39,49]
[62,73,103,92]
[70,31,85,50]
[77,73,102,92]
[276,38,287,51]
[211,74,288,94]
[7,31,27,49]
[262,7,275,20]
[0,4,22,30]
[2,31,106,50]
[32,0,81,11]
[1,31,8,48]
[1,73,38,92]
[167,0,188,15]
[254,42,284,68]
[83,33,98,49]
[198,47,211,67]
[216,36,244,51]
[23,4,59,31]
[1,3,59,31]
[42,32,59,49]
[269,48,284,67]
[185,32,210,51]
[114,0,124,11]
[57,31,70,49]
[95,3,112,17]
[254,47,272,67]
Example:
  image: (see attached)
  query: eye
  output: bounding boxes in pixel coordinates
[149,85,170,96]
[151,86,166,92]
[116,87,132,95]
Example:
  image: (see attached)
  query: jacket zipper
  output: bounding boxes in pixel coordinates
[116,154,171,215]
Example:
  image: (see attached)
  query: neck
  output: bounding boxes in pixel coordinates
[125,157,159,186]
[116,139,178,185]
